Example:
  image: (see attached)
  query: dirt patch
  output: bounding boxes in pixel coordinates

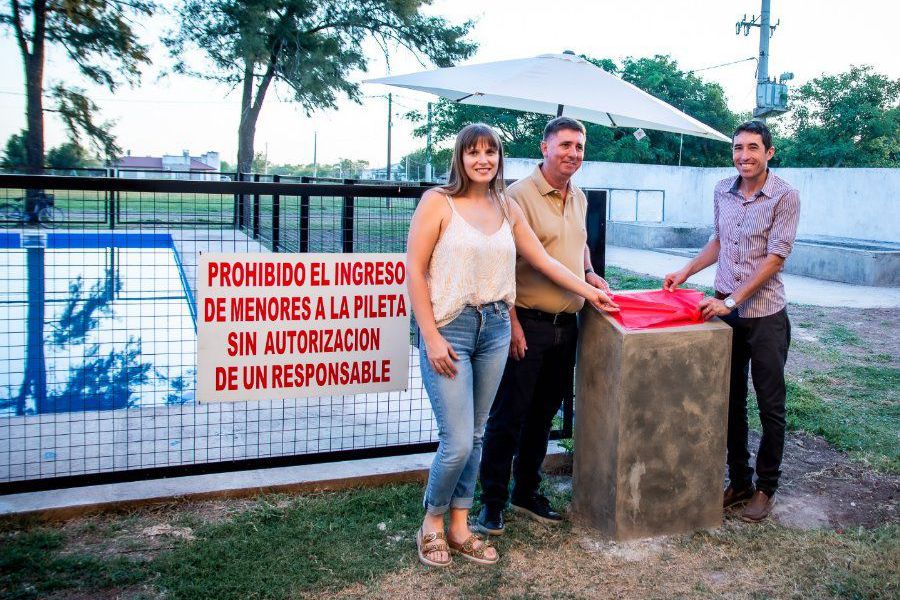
[773,431,899,529]
[547,429,899,532]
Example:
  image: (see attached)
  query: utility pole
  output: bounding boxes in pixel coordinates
[425,102,433,181]
[386,93,393,181]
[312,131,318,178]
[736,0,791,121]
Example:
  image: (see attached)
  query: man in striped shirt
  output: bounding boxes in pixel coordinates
[664,120,800,523]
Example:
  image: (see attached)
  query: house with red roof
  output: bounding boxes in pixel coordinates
[114,150,221,180]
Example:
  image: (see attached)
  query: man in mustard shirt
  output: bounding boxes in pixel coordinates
[477,117,609,535]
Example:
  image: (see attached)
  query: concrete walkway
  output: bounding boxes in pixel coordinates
[606,245,900,309]
[0,443,570,517]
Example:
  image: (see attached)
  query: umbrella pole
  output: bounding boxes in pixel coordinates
[556,104,564,117]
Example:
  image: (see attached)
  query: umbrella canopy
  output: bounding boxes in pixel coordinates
[366,53,731,143]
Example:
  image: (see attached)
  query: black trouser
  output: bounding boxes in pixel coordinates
[478,310,578,510]
[720,306,791,496]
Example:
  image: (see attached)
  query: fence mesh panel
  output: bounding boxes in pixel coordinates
[0,175,575,491]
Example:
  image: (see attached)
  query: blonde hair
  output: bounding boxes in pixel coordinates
[439,123,511,223]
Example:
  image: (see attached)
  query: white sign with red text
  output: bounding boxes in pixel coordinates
[197,253,409,403]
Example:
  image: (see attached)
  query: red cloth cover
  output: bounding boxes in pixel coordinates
[609,289,706,330]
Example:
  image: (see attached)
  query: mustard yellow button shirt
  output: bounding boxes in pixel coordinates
[508,165,588,314]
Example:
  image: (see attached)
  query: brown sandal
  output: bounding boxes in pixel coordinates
[417,527,452,567]
[448,533,499,565]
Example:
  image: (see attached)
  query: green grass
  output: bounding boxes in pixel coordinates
[153,486,424,599]
[819,323,863,346]
[735,305,899,473]
[2,487,896,599]
[604,266,664,291]
[0,527,150,600]
[604,266,714,295]
[783,365,900,471]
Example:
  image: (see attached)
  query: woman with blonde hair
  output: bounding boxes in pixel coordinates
[407,123,618,567]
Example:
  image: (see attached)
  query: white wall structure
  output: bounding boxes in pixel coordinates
[506,158,900,243]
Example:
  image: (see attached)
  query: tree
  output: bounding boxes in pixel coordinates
[166,0,476,176]
[3,132,92,170]
[1,1,156,172]
[409,55,742,167]
[251,151,270,174]
[397,146,451,180]
[46,141,89,169]
[1,131,28,168]
[1,1,154,421]
[777,66,900,167]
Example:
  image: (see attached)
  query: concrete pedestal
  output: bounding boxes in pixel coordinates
[572,306,732,539]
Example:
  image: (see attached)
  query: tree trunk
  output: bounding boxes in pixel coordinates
[21,1,47,220]
[236,58,257,176]
[23,55,44,175]
[237,117,256,176]
[16,248,47,415]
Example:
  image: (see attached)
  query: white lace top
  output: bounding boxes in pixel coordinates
[427,195,516,327]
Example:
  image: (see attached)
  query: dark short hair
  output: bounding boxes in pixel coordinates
[733,120,773,150]
[543,116,586,140]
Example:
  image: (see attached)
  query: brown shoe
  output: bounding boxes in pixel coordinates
[723,486,755,509]
[741,490,775,522]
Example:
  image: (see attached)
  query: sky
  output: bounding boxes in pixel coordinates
[0,0,898,168]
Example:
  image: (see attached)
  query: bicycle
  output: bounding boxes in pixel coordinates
[0,192,63,227]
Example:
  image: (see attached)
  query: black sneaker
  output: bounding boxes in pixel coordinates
[474,505,505,536]
[510,493,563,524]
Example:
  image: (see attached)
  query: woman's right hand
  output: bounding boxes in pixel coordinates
[588,289,620,313]
[425,334,459,378]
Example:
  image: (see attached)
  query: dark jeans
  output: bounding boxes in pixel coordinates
[479,311,578,509]
[720,307,791,496]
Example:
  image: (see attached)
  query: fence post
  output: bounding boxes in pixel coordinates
[272,175,281,252]
[299,176,310,253]
[585,189,607,278]
[342,178,356,253]
[109,185,117,230]
[252,173,261,239]
[234,172,244,230]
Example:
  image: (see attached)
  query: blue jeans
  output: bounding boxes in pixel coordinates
[420,302,511,515]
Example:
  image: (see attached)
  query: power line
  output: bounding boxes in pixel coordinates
[685,56,757,74]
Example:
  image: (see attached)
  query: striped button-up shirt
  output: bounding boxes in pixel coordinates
[711,171,800,318]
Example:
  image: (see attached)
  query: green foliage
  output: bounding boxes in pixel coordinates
[396,146,452,179]
[1,1,155,168]
[4,1,155,89]
[409,54,742,166]
[46,142,90,169]
[777,65,900,167]
[1,131,27,168]
[50,85,122,160]
[408,101,548,159]
[166,0,476,171]
[3,132,95,169]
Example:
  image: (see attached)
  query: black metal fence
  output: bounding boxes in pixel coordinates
[0,174,605,494]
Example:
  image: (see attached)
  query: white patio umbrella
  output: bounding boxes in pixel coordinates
[366,53,731,143]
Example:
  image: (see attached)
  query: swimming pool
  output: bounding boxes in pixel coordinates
[0,232,196,415]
